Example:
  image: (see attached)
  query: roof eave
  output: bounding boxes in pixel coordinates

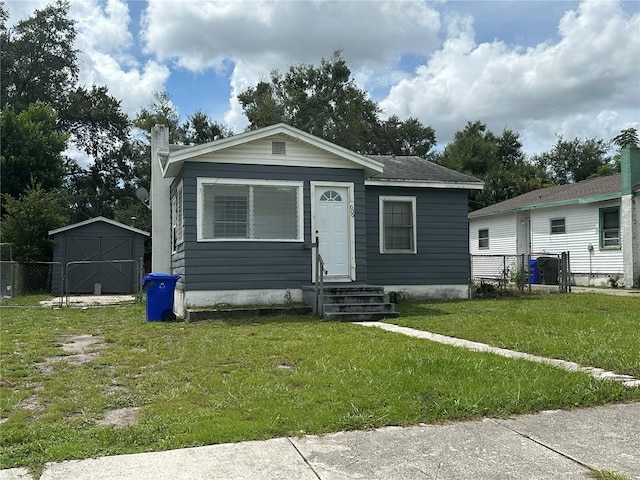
[365,179,484,190]
[469,192,622,219]
[161,123,384,178]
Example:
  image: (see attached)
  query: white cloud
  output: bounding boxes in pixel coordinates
[380,0,640,153]
[141,0,441,131]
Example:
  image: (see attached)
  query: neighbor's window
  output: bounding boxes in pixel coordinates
[478,229,489,249]
[198,179,303,241]
[171,182,184,250]
[379,196,416,254]
[550,218,566,234]
[600,206,620,249]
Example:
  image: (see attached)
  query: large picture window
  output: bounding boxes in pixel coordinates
[599,206,620,249]
[198,179,303,241]
[379,196,416,254]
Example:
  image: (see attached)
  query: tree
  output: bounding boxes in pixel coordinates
[0,102,69,201]
[238,51,436,155]
[58,85,130,159]
[612,128,639,149]
[174,110,233,145]
[0,182,69,260]
[373,115,436,157]
[0,0,78,112]
[133,91,181,143]
[533,136,613,184]
[439,121,550,210]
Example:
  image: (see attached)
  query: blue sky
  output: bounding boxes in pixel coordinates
[5,0,640,157]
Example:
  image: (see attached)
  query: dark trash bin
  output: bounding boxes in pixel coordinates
[529,259,540,284]
[537,257,559,285]
[142,273,180,321]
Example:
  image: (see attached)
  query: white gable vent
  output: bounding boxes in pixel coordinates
[271,141,286,155]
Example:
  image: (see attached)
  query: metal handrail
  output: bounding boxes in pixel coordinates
[314,231,328,317]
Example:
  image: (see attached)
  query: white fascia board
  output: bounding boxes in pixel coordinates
[365,179,485,190]
[49,216,150,236]
[162,123,384,178]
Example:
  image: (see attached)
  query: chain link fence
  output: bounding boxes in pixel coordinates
[0,259,145,308]
[470,252,571,296]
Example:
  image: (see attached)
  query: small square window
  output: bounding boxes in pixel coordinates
[478,229,489,249]
[550,218,565,234]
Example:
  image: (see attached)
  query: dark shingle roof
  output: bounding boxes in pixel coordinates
[470,174,622,217]
[366,155,483,186]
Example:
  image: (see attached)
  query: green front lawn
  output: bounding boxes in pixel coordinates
[1,295,639,473]
[395,293,640,377]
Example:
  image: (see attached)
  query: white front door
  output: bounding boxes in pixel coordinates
[314,186,351,279]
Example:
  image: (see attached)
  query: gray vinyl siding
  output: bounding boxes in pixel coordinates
[176,162,366,291]
[365,186,470,285]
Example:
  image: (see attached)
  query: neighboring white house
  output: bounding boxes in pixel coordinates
[469,146,640,287]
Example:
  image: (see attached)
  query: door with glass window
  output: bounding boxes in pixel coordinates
[314,186,350,278]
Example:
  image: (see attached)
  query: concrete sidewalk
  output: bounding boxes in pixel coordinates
[2,401,639,480]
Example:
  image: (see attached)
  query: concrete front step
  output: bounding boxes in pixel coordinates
[323,293,390,304]
[324,311,400,322]
[323,303,397,314]
[302,284,400,321]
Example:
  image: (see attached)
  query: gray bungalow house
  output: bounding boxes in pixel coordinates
[150,123,483,317]
[469,146,640,287]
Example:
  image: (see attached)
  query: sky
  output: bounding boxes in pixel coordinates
[5,0,640,157]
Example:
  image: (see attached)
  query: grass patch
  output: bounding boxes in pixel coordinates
[395,294,640,377]
[1,298,639,471]
[588,470,630,480]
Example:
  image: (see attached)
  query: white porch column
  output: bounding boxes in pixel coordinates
[151,124,172,273]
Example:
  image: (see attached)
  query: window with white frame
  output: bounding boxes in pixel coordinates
[379,196,416,254]
[171,182,183,250]
[550,218,565,234]
[599,206,620,249]
[478,229,489,249]
[198,179,303,241]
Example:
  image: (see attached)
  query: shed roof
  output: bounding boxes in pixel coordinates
[48,216,150,236]
[366,155,484,190]
[469,174,622,218]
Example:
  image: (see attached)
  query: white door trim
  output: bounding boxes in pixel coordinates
[310,181,356,282]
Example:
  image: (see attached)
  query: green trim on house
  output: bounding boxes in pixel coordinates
[621,145,640,196]
[468,192,621,218]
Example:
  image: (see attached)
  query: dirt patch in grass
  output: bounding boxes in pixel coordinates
[96,407,141,428]
[36,334,107,375]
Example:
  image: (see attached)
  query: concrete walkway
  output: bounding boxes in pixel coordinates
[359,322,640,387]
[2,402,639,480]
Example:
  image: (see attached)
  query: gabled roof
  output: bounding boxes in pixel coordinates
[162,123,384,178]
[48,216,150,236]
[469,174,622,218]
[366,155,484,189]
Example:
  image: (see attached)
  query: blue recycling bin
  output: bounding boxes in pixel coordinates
[529,259,540,284]
[142,273,180,321]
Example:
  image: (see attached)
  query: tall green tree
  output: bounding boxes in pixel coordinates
[0,182,69,260]
[533,136,613,184]
[612,127,639,149]
[439,121,550,210]
[175,109,233,145]
[0,0,78,112]
[0,102,68,201]
[238,51,436,155]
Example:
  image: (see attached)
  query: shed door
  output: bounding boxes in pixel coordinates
[314,187,350,278]
[66,237,133,293]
